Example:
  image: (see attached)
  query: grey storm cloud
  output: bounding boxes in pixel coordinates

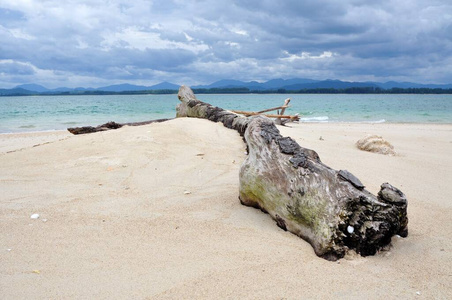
[0,0,451,88]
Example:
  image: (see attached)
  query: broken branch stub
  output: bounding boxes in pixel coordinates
[177,85,408,261]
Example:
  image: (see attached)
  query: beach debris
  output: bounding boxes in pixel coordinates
[196,153,205,156]
[356,135,396,155]
[319,136,324,141]
[32,270,41,274]
[177,85,409,261]
[30,213,40,219]
[184,191,191,195]
[67,119,172,135]
[416,291,421,295]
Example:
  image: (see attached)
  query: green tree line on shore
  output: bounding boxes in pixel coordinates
[2,86,452,96]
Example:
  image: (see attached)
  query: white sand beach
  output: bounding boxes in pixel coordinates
[1,118,451,299]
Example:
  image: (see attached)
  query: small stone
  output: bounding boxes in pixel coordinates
[416,291,421,295]
[347,225,354,234]
[319,136,324,141]
[30,214,40,219]
[184,191,191,195]
[6,249,12,252]
[42,219,48,223]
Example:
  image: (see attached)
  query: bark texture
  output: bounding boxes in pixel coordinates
[177,85,408,260]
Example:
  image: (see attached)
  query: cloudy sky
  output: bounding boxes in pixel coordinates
[0,0,451,88]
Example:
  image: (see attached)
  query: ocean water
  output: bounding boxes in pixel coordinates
[0,93,451,133]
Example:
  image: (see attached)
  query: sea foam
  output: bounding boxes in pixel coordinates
[300,116,329,122]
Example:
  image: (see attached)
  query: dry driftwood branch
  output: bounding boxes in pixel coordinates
[257,104,289,114]
[178,85,408,260]
[230,111,299,119]
[67,118,171,135]
[230,97,299,124]
[276,98,291,125]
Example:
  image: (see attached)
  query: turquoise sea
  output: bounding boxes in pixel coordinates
[1,94,451,133]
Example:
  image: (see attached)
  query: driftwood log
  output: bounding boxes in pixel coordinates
[177,85,408,261]
[67,119,171,135]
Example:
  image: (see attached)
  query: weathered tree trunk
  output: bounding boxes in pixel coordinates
[178,85,408,261]
[68,119,171,135]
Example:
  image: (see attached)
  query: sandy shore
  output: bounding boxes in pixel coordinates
[1,119,451,299]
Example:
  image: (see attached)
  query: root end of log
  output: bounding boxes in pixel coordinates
[239,116,408,260]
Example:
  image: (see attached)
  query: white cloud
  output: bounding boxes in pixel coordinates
[8,28,35,40]
[100,26,209,53]
[283,51,336,62]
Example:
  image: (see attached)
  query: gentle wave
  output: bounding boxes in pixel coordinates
[370,119,386,124]
[299,116,329,122]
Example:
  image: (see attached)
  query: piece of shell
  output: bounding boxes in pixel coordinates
[184,191,191,195]
[30,214,40,219]
[347,225,354,234]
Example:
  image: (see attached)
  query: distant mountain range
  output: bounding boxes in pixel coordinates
[191,78,452,90]
[1,78,452,95]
